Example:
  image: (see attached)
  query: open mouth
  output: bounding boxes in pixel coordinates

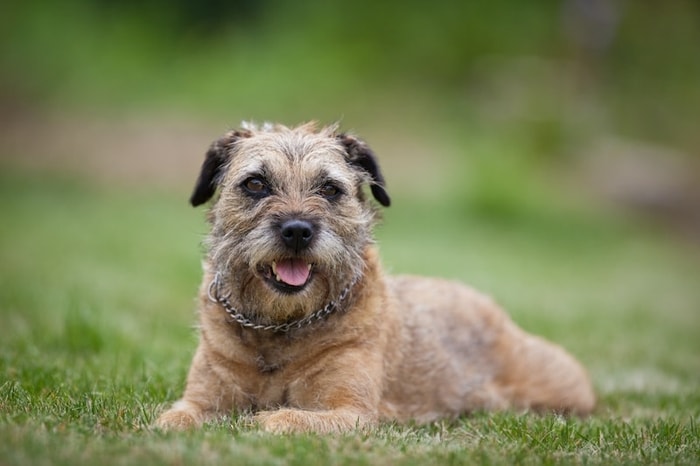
[259,258,313,293]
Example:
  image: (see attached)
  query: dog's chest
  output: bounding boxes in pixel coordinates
[230,325,351,410]
[254,352,284,374]
[247,371,289,409]
[235,336,299,407]
[238,335,290,373]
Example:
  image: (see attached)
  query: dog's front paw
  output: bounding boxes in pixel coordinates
[254,408,372,434]
[154,400,205,431]
[155,410,197,430]
[254,409,303,434]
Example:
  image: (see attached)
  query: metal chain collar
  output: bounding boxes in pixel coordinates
[207,272,359,333]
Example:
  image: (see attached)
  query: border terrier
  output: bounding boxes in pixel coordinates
[156,122,595,433]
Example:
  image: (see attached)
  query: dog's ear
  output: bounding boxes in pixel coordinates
[338,134,391,207]
[190,130,247,207]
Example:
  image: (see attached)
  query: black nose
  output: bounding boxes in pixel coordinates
[280,219,314,252]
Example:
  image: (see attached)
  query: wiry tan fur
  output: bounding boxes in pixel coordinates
[155,122,595,433]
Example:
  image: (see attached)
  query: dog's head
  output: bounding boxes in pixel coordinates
[190,122,390,323]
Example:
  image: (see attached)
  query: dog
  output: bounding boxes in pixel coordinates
[155,122,595,433]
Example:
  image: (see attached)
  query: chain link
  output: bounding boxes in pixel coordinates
[208,273,358,333]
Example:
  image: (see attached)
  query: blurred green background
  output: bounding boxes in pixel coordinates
[2,0,700,225]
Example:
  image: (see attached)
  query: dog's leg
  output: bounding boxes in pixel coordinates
[495,325,596,415]
[254,408,375,434]
[155,399,213,430]
[155,344,245,430]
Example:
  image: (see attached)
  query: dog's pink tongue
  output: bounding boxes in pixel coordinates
[275,259,310,286]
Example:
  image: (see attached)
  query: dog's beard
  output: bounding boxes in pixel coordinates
[207,224,367,324]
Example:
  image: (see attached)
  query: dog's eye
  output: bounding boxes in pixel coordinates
[318,184,341,200]
[242,177,270,197]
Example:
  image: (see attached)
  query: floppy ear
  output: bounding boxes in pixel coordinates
[337,134,391,207]
[189,130,246,207]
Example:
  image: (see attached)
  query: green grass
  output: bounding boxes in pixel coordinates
[1,167,699,465]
